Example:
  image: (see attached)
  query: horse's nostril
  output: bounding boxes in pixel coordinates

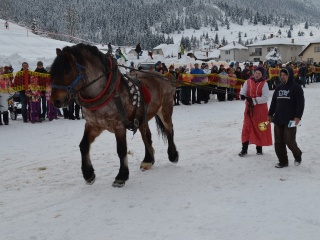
[54,99,61,108]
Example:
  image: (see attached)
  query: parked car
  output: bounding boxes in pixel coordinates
[137,62,155,70]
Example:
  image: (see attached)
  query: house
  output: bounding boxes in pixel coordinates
[193,49,220,61]
[152,44,180,57]
[218,42,248,62]
[298,40,320,63]
[247,38,305,63]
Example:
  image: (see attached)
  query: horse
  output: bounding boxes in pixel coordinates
[50,43,179,187]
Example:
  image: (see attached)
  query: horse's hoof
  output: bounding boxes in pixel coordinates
[85,173,96,185]
[140,162,154,171]
[112,180,125,188]
[170,152,179,164]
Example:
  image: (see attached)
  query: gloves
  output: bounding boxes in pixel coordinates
[246,97,253,105]
[240,95,246,100]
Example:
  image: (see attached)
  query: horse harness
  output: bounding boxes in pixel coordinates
[52,57,148,135]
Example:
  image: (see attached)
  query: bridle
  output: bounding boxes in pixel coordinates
[51,55,121,110]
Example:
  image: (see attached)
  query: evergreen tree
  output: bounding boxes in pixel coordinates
[287,30,292,38]
[262,34,266,40]
[278,29,282,35]
[214,33,219,44]
[310,31,313,36]
[31,18,38,34]
[305,21,309,29]
[290,24,293,30]
[225,16,230,29]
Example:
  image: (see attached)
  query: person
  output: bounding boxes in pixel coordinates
[179,65,191,105]
[239,66,272,156]
[298,63,308,88]
[107,43,113,55]
[180,45,185,55]
[201,63,211,103]
[190,63,205,104]
[14,62,30,122]
[27,75,42,123]
[115,48,128,62]
[0,65,11,125]
[268,67,304,168]
[148,51,153,60]
[68,99,81,120]
[164,65,178,105]
[135,43,142,59]
[45,81,58,121]
[4,21,9,30]
[34,61,47,121]
[217,65,228,102]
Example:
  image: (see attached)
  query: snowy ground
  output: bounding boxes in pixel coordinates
[1,82,320,240]
[1,19,320,240]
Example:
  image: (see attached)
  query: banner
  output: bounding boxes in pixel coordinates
[0,71,50,93]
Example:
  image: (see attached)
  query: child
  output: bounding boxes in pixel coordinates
[27,76,41,123]
[45,82,57,121]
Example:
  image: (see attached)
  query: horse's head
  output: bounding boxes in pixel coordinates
[50,47,82,108]
[50,44,117,108]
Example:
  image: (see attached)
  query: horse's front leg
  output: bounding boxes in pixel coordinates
[79,124,102,185]
[139,123,155,171]
[113,127,129,188]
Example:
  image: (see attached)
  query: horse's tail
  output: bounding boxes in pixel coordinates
[155,115,167,142]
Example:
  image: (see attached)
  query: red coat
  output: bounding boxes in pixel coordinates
[241,78,272,146]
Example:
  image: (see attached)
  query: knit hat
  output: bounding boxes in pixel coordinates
[280,68,289,76]
[255,66,265,76]
[37,61,43,66]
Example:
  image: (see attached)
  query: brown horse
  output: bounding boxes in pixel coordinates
[50,43,179,187]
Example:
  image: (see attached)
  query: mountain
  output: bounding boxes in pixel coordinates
[1,0,320,50]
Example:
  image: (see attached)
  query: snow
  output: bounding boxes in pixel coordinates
[1,20,320,240]
[219,42,248,50]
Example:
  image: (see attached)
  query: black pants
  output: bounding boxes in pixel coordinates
[274,124,302,165]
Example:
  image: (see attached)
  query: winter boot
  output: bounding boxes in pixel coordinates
[238,141,249,157]
[256,146,263,155]
[3,111,9,125]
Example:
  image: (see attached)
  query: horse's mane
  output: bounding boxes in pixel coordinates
[51,43,110,82]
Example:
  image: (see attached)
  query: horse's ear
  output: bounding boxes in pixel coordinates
[56,48,63,56]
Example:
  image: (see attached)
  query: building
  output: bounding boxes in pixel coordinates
[219,42,248,62]
[247,38,305,63]
[152,44,180,57]
[298,40,320,63]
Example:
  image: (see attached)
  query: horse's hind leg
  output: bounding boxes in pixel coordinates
[155,114,179,163]
[113,127,129,187]
[139,123,155,170]
[79,124,103,185]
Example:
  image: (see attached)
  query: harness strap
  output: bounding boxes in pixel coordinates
[84,74,121,111]
[113,93,139,134]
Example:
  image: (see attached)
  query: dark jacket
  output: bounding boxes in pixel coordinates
[268,67,304,125]
[298,66,308,77]
[135,44,142,53]
[34,67,48,74]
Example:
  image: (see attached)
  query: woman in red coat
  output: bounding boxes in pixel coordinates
[238,66,272,156]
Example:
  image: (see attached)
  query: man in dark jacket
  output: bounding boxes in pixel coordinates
[268,67,304,168]
[135,43,142,59]
[298,63,308,88]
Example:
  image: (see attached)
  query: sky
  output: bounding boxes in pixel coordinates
[1,20,320,240]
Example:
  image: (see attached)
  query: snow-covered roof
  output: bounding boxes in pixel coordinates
[247,38,305,47]
[153,44,180,56]
[298,40,320,56]
[218,42,248,50]
[193,49,220,59]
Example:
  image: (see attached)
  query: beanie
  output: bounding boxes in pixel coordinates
[37,61,43,66]
[280,68,289,76]
[255,66,265,76]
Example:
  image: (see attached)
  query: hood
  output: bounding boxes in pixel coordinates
[279,66,294,85]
